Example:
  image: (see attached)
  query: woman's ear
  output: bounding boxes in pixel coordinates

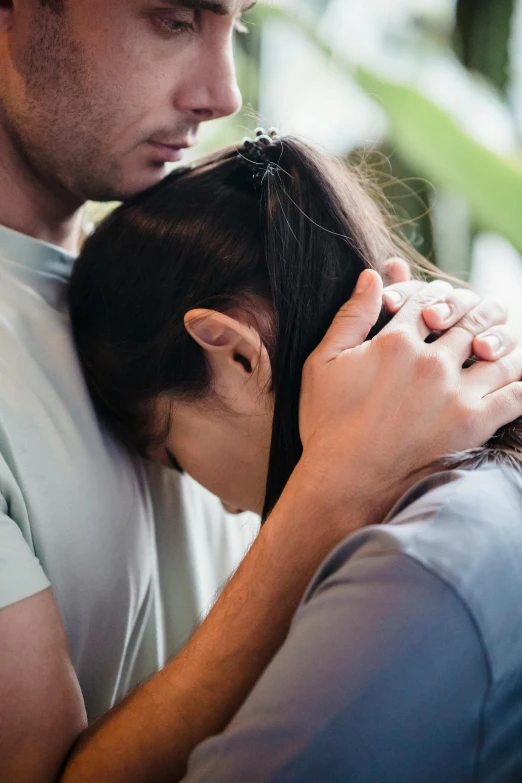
[184,309,271,407]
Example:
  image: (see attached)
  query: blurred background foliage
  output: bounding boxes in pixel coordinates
[87,0,522,333]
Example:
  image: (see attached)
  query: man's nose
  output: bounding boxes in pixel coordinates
[175,37,243,122]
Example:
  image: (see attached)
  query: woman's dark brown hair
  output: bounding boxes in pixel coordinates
[68,136,521,520]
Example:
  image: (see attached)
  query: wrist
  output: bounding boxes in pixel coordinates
[263,449,380,566]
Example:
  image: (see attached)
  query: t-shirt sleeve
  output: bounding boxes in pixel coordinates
[0,494,50,609]
[184,544,489,783]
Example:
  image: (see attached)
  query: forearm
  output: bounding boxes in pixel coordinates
[60,463,372,783]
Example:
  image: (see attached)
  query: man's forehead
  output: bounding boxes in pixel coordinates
[163,0,257,16]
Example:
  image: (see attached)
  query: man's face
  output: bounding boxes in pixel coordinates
[0,0,252,202]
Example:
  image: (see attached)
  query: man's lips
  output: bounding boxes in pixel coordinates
[146,140,192,163]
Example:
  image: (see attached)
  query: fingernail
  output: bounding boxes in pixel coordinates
[428,302,452,321]
[480,334,501,353]
[356,271,373,294]
[383,290,403,306]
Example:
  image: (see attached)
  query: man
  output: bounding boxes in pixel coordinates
[0,2,521,782]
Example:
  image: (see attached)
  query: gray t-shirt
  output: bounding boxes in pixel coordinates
[186,466,522,782]
[0,224,259,722]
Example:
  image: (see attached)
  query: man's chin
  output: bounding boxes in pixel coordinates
[84,165,170,203]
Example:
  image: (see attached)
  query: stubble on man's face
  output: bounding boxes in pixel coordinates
[4,5,123,203]
[1,0,221,204]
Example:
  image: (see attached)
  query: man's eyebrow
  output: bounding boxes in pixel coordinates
[165,0,227,15]
[163,0,257,16]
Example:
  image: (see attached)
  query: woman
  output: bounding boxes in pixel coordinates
[69,132,522,781]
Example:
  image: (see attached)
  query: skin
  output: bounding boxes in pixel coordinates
[0,0,247,248]
[0,2,522,782]
[163,310,275,514]
[163,298,521,516]
[162,394,272,514]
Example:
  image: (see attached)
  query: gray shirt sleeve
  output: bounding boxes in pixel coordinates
[184,546,490,783]
[0,485,50,609]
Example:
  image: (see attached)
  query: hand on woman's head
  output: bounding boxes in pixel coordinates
[382,260,515,363]
[298,270,522,530]
[69,132,522,530]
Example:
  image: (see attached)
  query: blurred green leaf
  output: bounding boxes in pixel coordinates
[356,69,522,253]
[260,4,522,254]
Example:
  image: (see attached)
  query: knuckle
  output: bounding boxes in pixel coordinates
[457,305,494,336]
[412,290,445,309]
[495,384,522,416]
[481,298,507,323]
[449,390,475,427]
[302,352,317,374]
[491,356,512,382]
[510,384,522,405]
[450,288,480,312]
[488,298,509,321]
[378,327,417,357]
[412,281,454,310]
[478,325,514,356]
[418,350,447,379]
[492,347,522,379]
[459,404,477,435]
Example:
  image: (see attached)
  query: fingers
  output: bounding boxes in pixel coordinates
[318,270,384,358]
[382,257,411,285]
[473,325,517,362]
[383,276,513,366]
[381,280,455,341]
[385,283,482,338]
[464,346,522,396]
[436,298,508,364]
[422,289,480,332]
[383,281,425,314]
[482,381,522,434]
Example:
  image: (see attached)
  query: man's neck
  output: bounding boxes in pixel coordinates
[0,123,84,255]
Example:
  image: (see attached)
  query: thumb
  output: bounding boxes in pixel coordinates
[320,270,384,358]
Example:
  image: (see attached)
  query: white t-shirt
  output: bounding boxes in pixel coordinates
[0,224,259,722]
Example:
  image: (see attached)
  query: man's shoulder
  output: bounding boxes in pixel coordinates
[0,259,69,362]
[0,275,78,435]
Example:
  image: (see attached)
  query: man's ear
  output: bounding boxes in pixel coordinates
[0,1,14,34]
[184,309,271,403]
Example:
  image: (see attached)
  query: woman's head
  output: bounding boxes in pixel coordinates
[69,134,412,518]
